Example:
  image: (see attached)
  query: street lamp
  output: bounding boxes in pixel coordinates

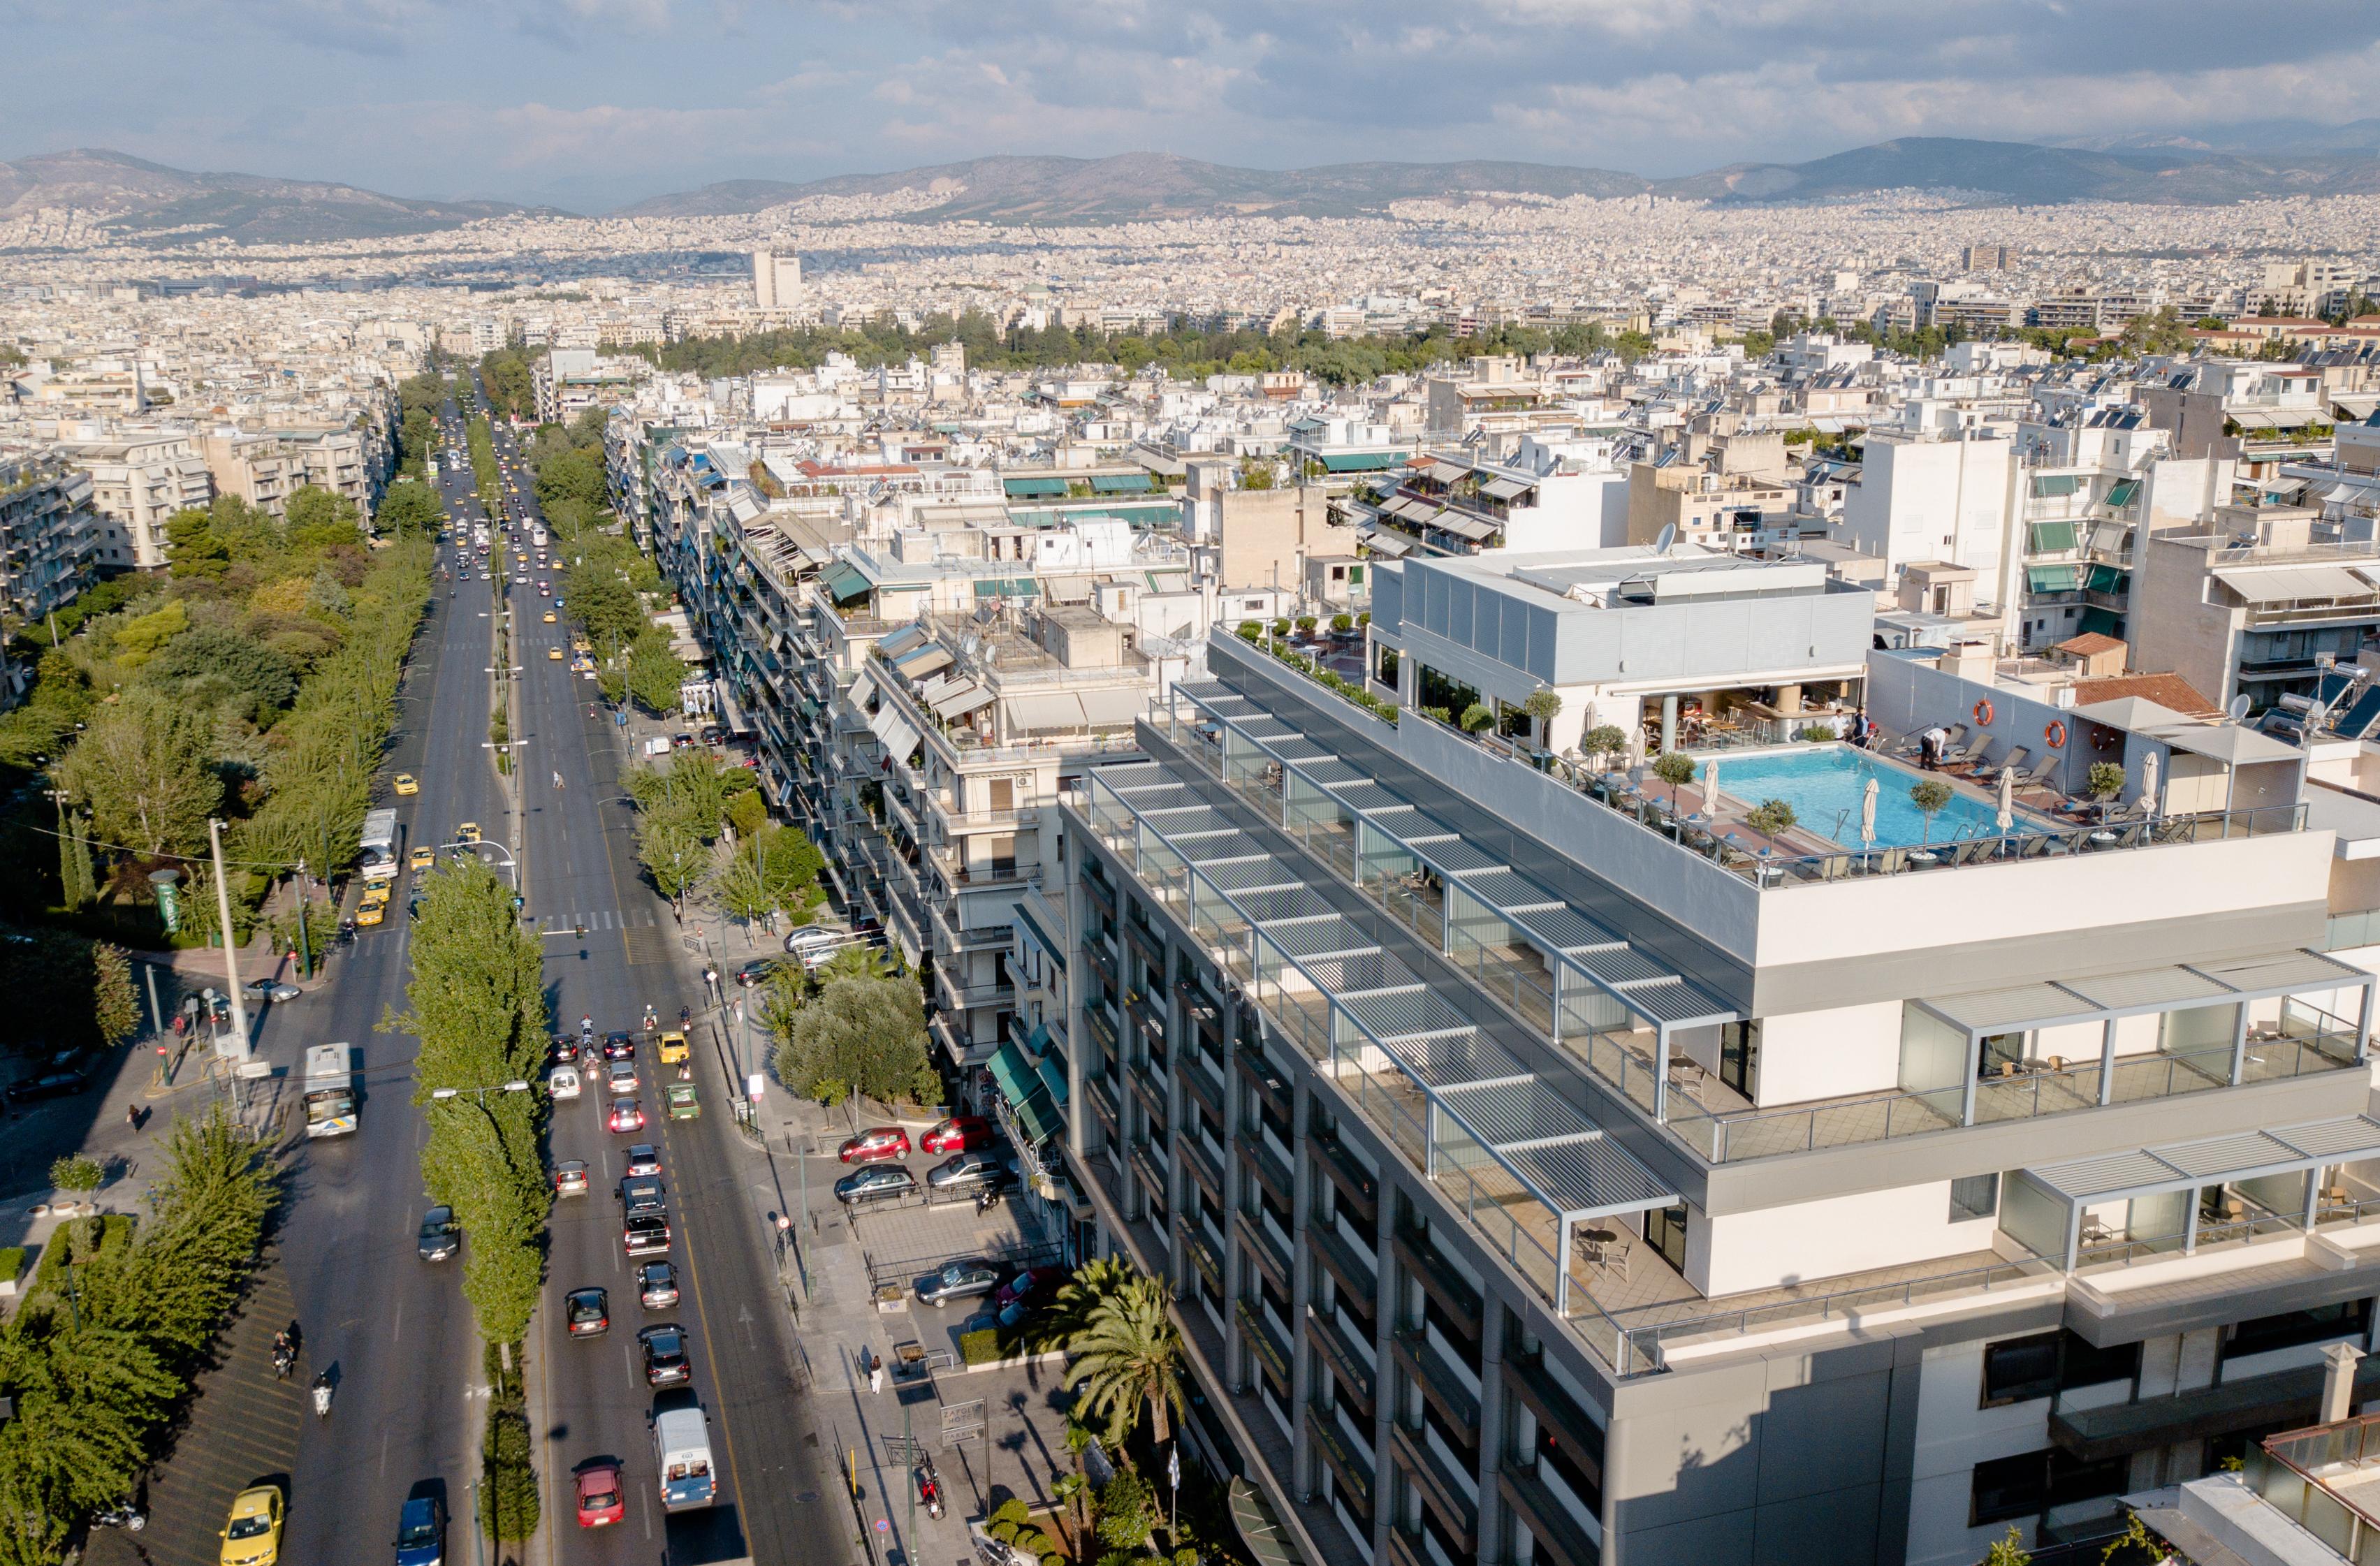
[430,1081,531,1101]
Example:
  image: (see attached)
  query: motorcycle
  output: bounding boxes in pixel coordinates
[974,1186,1003,1215]
[918,1461,944,1521]
[92,1503,145,1532]
[312,1373,333,1419]
[272,1336,294,1381]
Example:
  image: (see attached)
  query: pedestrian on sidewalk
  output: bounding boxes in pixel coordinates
[869,1352,883,1396]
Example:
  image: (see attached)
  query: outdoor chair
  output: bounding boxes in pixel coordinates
[1945,737,1996,775]
[1985,745,2030,784]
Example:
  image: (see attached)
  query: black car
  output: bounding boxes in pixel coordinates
[736,958,785,989]
[833,1165,917,1206]
[914,1257,1002,1308]
[417,1204,459,1261]
[548,1036,581,1068]
[8,1051,95,1102]
[618,1175,666,1217]
[565,1286,609,1337]
[638,1324,691,1386]
[637,1261,680,1310]
[602,1032,636,1062]
[623,1213,671,1257]
[926,1150,1016,1191]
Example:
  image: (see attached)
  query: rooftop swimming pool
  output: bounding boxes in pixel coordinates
[1707,745,2045,850]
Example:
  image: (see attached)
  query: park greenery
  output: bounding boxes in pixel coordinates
[0,492,430,949]
[0,1108,276,1566]
[622,749,767,907]
[766,945,938,1108]
[477,349,534,423]
[629,313,1654,386]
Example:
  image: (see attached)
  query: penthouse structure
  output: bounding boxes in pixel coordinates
[1028,544,2380,1566]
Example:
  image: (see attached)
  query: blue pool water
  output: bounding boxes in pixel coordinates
[1704,745,2042,849]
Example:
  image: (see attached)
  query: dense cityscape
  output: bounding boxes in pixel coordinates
[19,17,2380,1566]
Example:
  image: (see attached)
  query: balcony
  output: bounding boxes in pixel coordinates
[1239,1132,1295,1210]
[1498,1461,1601,1566]
[1309,1209,1378,1300]
[1236,1207,1293,1290]
[1393,1327,1481,1437]
[1236,1046,1292,1127]
[1127,1062,1169,1123]
[1392,1227,1482,1347]
[1387,1421,1477,1556]
[1179,1131,1226,1201]
[1310,1308,1378,1410]
[1127,1139,1170,1210]
[1236,1295,1294,1387]
[1084,1074,1122,1139]
[1181,1051,1225,1119]
[1183,1224,1225,1293]
[1312,1128,1380,1227]
[1308,1401,1379,1517]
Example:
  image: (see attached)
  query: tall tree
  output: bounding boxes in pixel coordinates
[89,944,137,1046]
[54,689,221,857]
[1065,1274,1188,1448]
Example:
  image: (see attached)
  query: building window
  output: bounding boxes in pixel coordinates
[1950,1173,1999,1223]
[1969,1451,2045,1525]
[1980,1333,2061,1407]
[2059,1333,2139,1393]
[1536,1414,1605,1516]
[1719,1020,1759,1099]
[2224,1299,2373,1361]
[1644,1203,1688,1274]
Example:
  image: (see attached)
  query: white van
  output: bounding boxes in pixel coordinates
[548,1064,581,1101]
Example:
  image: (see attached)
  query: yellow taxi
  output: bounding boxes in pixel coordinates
[657,1030,689,1065]
[548,645,564,661]
[542,610,557,624]
[571,636,592,654]
[219,1483,284,1565]
[393,773,419,796]
[355,897,384,928]
[456,822,482,844]
[408,846,436,871]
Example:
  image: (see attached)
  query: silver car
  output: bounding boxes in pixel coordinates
[914,1257,1002,1309]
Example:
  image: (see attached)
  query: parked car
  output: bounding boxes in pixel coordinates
[574,1462,625,1528]
[565,1287,609,1337]
[921,1115,995,1154]
[553,1159,589,1196]
[637,1260,680,1309]
[784,925,847,967]
[833,1165,917,1206]
[838,1126,910,1164]
[546,1064,581,1101]
[623,1214,671,1257]
[927,1150,1016,1191]
[416,1205,459,1262]
[736,958,784,988]
[914,1257,1003,1309]
[995,1265,1067,1312]
[638,1324,692,1385]
[608,1099,645,1133]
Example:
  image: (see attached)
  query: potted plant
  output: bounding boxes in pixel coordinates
[1582,724,1628,771]
[2086,761,2126,821]
[1909,778,1953,847]
[1651,751,1698,812]
[1746,798,1798,839]
[1521,687,1563,746]
[1460,702,1496,735]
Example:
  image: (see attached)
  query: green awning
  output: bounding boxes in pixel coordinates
[2028,520,2078,555]
[1003,476,1069,498]
[1090,473,1152,493]
[1035,1051,1069,1105]
[822,563,872,604]
[2086,564,2131,594]
[2103,478,2140,509]
[2027,564,2082,593]
[972,578,1039,600]
[1319,451,1401,472]
[986,1040,1039,1106]
[2031,474,2081,499]
[1013,1092,1063,1148]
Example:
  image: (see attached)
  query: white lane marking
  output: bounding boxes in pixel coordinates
[392,1300,402,1344]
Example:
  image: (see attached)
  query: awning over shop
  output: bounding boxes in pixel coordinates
[1003,476,1069,498]
[822,562,873,604]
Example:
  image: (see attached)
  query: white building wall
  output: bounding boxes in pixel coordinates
[1697,1180,1996,1296]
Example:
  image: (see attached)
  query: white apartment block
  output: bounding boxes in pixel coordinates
[56,427,212,569]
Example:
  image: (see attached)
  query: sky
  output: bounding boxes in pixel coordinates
[10,0,2380,212]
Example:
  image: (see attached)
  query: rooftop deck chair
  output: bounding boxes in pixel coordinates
[1983,745,2031,785]
[1943,734,1994,773]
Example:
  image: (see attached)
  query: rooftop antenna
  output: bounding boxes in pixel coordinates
[2228,693,2252,724]
[1654,522,1677,557]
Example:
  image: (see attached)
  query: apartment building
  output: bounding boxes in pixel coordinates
[200,425,378,521]
[1039,578,2380,1566]
[54,427,212,569]
[532,348,646,425]
[0,447,100,624]
[2131,505,2380,713]
[1839,427,2016,601]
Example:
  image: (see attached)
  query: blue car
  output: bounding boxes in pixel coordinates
[394,1491,446,1565]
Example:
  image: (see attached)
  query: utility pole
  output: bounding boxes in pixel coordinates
[294,858,313,981]
[210,819,249,1058]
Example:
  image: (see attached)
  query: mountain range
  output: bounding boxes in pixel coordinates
[15,136,2380,242]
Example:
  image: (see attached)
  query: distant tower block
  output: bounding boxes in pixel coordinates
[753,247,803,310]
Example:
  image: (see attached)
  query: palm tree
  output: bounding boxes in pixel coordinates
[1066,1275,1188,1450]
[1026,1254,1135,1354]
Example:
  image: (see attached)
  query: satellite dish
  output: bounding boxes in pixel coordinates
[2228,693,2252,723]
[1654,522,1677,556]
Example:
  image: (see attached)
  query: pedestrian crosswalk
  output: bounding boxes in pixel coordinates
[536,907,662,933]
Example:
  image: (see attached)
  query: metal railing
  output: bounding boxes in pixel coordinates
[2249,1413,2380,1563]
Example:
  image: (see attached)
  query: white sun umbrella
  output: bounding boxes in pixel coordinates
[2138,749,2161,817]
[1702,756,1721,815]
[1860,775,1879,849]
[1995,765,2015,835]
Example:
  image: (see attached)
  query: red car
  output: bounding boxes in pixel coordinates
[996,1265,1066,1312]
[575,1462,625,1528]
[920,1115,995,1155]
[608,1098,645,1133]
[838,1126,910,1163]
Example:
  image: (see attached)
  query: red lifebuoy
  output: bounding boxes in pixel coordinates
[2045,719,2068,749]
[1973,698,1995,726]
